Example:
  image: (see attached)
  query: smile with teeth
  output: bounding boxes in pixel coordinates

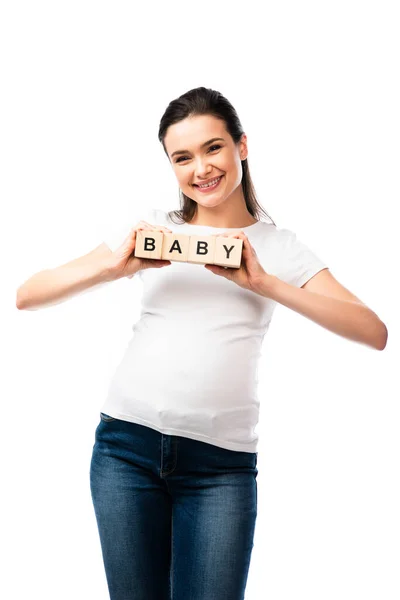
[194,175,223,190]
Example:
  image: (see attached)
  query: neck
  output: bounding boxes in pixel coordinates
[188,199,257,229]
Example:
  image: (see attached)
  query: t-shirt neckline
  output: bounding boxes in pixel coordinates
[170,218,264,232]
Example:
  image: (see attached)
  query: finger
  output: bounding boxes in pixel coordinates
[214,233,239,239]
[138,222,173,233]
[136,224,173,234]
[215,231,247,239]
[137,221,160,230]
[205,264,229,274]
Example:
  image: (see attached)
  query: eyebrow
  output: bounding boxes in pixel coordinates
[170,137,225,159]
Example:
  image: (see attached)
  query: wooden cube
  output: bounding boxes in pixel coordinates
[134,230,164,259]
[213,236,243,269]
[134,230,243,268]
[187,235,216,265]
[160,233,190,262]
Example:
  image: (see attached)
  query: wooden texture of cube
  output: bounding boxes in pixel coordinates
[187,235,216,265]
[134,230,243,268]
[213,236,243,268]
[161,233,190,262]
[134,230,163,259]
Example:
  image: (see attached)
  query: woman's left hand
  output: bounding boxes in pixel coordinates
[204,231,274,294]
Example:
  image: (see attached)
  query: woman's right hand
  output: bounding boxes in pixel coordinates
[108,221,173,280]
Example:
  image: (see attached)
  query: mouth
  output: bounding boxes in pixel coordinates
[193,175,224,193]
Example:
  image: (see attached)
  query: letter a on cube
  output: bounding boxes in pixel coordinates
[161,233,190,262]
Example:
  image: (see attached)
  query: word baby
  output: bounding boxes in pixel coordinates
[134,229,244,269]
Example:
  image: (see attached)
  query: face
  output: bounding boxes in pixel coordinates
[164,114,248,211]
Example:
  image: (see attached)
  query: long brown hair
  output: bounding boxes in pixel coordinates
[158,86,276,227]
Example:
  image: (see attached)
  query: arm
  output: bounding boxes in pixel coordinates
[257,273,388,351]
[16,243,115,311]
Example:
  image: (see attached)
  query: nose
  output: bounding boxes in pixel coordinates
[194,156,213,178]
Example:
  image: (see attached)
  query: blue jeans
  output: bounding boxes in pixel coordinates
[90,412,258,600]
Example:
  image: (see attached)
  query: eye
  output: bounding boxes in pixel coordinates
[175,144,222,164]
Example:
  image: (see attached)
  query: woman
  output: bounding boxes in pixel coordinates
[18,87,387,599]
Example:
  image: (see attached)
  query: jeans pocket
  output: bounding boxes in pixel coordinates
[100,412,117,422]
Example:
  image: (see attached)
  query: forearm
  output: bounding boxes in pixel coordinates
[258,275,387,350]
[16,259,113,311]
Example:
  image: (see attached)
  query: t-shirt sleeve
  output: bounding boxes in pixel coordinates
[102,208,156,252]
[276,227,329,288]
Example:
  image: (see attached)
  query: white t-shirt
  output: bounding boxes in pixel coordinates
[100,207,328,453]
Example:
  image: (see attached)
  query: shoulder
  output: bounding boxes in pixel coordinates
[150,207,169,225]
[259,224,310,249]
[252,222,295,247]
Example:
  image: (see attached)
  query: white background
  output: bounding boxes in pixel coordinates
[3,1,398,598]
